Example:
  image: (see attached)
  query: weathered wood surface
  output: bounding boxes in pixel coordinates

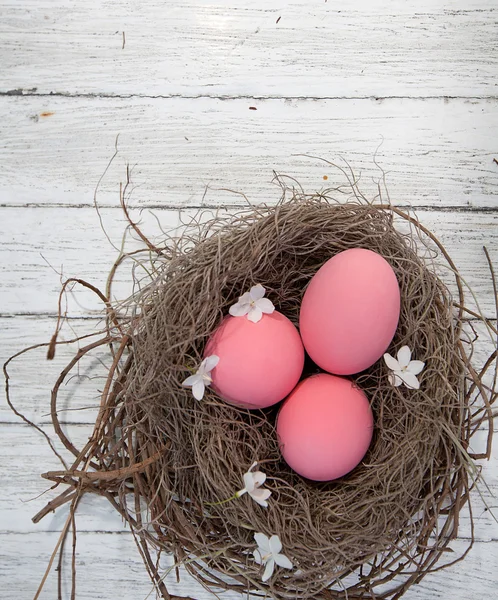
[1,533,496,600]
[1,97,497,210]
[2,317,496,426]
[0,206,496,316]
[2,422,497,538]
[1,0,497,598]
[1,0,497,98]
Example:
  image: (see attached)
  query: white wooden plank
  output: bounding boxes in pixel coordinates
[0,531,177,600]
[1,424,127,534]
[1,97,497,209]
[1,0,497,98]
[1,317,110,425]
[3,423,497,540]
[0,206,496,317]
[2,317,496,426]
[0,531,497,600]
[0,207,180,316]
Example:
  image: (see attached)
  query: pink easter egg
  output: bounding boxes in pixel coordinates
[299,248,400,375]
[205,312,304,409]
[277,373,373,481]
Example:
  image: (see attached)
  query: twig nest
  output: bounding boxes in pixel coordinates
[31,192,496,600]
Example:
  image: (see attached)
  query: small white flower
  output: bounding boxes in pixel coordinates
[229,284,275,323]
[383,346,425,390]
[236,462,271,508]
[182,355,219,400]
[253,533,293,582]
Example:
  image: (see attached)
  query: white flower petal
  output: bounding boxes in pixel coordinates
[269,535,282,555]
[247,306,263,323]
[252,471,266,487]
[250,284,266,301]
[254,533,270,553]
[239,291,252,304]
[256,298,275,314]
[236,487,247,497]
[407,360,425,375]
[251,488,271,501]
[197,362,206,376]
[383,353,400,371]
[229,302,250,317]
[252,549,263,565]
[399,371,420,390]
[249,461,258,471]
[250,488,271,507]
[393,374,403,386]
[182,374,200,387]
[274,553,293,570]
[388,371,403,387]
[253,498,269,508]
[397,346,412,369]
[202,355,219,372]
[243,472,255,493]
[262,558,275,582]
[192,379,206,400]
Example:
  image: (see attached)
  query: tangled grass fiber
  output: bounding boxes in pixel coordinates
[5,177,498,600]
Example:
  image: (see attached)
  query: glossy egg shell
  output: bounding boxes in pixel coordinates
[277,373,374,481]
[299,248,400,375]
[205,311,305,409]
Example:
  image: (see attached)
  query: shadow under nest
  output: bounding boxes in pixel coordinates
[7,189,497,600]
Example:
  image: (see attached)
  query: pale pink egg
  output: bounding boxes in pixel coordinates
[205,312,304,409]
[277,373,373,481]
[299,248,400,375]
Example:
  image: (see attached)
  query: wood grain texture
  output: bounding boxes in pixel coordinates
[2,422,497,540]
[1,0,497,598]
[2,316,496,426]
[0,206,496,316]
[2,317,109,425]
[0,425,127,534]
[1,533,497,599]
[1,96,498,210]
[1,0,497,98]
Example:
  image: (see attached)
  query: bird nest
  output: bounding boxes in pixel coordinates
[6,180,497,600]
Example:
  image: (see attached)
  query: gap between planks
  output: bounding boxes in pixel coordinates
[1,530,496,543]
[1,203,498,213]
[2,91,498,101]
